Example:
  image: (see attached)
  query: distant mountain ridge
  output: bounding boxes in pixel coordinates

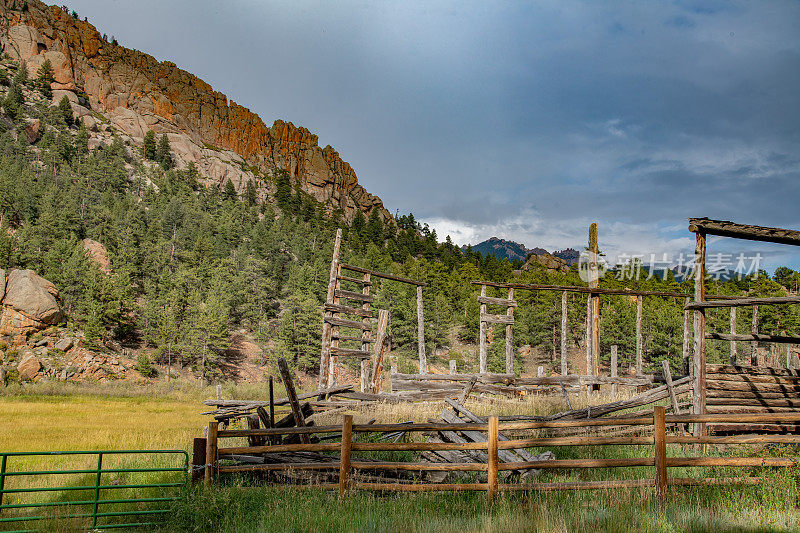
[464,237,580,265]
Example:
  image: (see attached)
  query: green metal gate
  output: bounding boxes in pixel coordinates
[0,449,188,532]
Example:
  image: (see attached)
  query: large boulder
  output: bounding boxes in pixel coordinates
[17,353,41,381]
[82,239,111,274]
[3,270,62,325]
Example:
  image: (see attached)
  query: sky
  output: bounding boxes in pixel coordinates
[60,0,800,272]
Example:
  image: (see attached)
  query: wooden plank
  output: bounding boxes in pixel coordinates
[685,296,800,309]
[469,281,725,298]
[192,437,206,484]
[561,291,568,376]
[339,415,353,495]
[440,410,526,466]
[457,377,478,404]
[654,406,667,500]
[204,384,353,407]
[417,285,427,373]
[487,416,499,501]
[706,397,800,408]
[707,364,800,376]
[332,334,373,343]
[707,389,800,400]
[324,303,373,318]
[339,263,427,286]
[706,333,800,344]
[481,313,514,325]
[277,358,309,444]
[477,296,518,307]
[337,274,372,285]
[662,361,680,415]
[335,289,374,303]
[706,379,800,393]
[692,230,707,437]
[330,347,371,358]
[688,217,800,246]
[479,285,487,373]
[324,316,372,330]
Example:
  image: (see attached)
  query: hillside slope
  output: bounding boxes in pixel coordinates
[0,0,390,223]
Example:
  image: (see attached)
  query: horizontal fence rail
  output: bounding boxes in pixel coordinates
[202,409,800,498]
[0,450,189,532]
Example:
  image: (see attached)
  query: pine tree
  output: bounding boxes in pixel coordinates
[274,169,292,212]
[2,83,23,120]
[58,95,73,126]
[75,121,89,159]
[223,179,237,201]
[244,179,257,206]
[13,61,27,85]
[142,130,156,160]
[155,133,172,169]
[36,59,53,98]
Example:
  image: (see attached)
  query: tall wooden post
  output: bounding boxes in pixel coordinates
[339,415,353,496]
[585,294,592,378]
[610,345,618,399]
[360,273,372,392]
[730,307,737,365]
[505,288,514,374]
[692,231,707,437]
[636,295,643,374]
[449,360,457,374]
[751,306,759,367]
[589,223,600,377]
[487,416,499,501]
[369,309,390,394]
[320,228,342,388]
[683,297,692,376]
[561,291,568,375]
[479,284,488,373]
[204,421,218,486]
[417,285,427,373]
[654,406,667,500]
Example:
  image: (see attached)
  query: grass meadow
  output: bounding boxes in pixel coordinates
[2,382,800,531]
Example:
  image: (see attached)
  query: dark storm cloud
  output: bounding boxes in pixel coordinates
[61,1,800,266]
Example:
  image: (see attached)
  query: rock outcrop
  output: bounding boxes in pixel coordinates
[0,0,392,223]
[0,268,62,336]
[521,253,570,273]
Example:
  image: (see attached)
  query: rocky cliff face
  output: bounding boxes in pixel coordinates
[0,0,391,223]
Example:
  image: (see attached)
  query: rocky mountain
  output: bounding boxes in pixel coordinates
[466,237,580,266]
[0,0,391,223]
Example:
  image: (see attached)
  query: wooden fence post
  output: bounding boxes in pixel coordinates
[192,437,206,484]
[636,296,643,375]
[611,345,618,399]
[692,231,707,437]
[417,285,427,373]
[449,360,457,374]
[506,288,515,374]
[320,228,342,388]
[487,415,499,501]
[730,307,737,365]
[204,421,218,486]
[561,291,568,375]
[683,297,692,376]
[751,306,759,366]
[654,406,667,500]
[479,285,488,373]
[339,414,353,496]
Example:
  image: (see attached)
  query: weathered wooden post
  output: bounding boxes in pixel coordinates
[479,284,488,373]
[585,294,592,378]
[204,421,218,486]
[339,414,353,496]
[192,437,206,484]
[751,306,759,366]
[417,285,427,373]
[320,228,342,388]
[369,309,390,394]
[506,288,514,374]
[729,307,737,365]
[360,273,372,392]
[561,291,568,375]
[654,406,667,500]
[449,360,457,374]
[487,415,499,501]
[662,360,680,414]
[683,297,692,376]
[692,230,707,437]
[589,223,601,377]
[278,358,309,444]
[611,345,618,399]
[636,295,643,375]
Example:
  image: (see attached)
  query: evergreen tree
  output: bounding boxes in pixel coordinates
[274,169,292,212]
[244,179,257,206]
[155,133,172,169]
[36,58,53,98]
[13,61,27,85]
[142,130,156,160]
[2,83,23,120]
[58,95,73,126]
[223,179,237,201]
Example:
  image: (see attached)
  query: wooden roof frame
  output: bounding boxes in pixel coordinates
[688,218,800,247]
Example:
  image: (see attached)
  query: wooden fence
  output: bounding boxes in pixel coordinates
[200,407,800,499]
